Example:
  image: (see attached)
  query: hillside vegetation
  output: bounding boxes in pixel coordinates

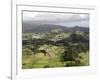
[22,28,89,69]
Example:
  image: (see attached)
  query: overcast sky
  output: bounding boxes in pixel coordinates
[23,11,89,27]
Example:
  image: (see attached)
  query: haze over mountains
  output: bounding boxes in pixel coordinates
[22,11,89,33]
[22,23,89,33]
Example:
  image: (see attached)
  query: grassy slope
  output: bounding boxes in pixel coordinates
[22,45,65,69]
[22,45,89,69]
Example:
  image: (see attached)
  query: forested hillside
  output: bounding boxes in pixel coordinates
[22,26,89,69]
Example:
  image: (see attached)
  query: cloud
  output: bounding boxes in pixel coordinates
[23,11,89,27]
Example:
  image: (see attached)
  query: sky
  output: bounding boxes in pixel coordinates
[23,11,89,27]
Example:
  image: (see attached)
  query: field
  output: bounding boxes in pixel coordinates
[22,29,89,69]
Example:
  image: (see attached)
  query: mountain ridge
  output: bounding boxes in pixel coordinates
[22,24,89,33]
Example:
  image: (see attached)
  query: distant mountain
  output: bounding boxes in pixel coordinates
[22,23,89,33]
[69,26,89,32]
[23,24,68,33]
